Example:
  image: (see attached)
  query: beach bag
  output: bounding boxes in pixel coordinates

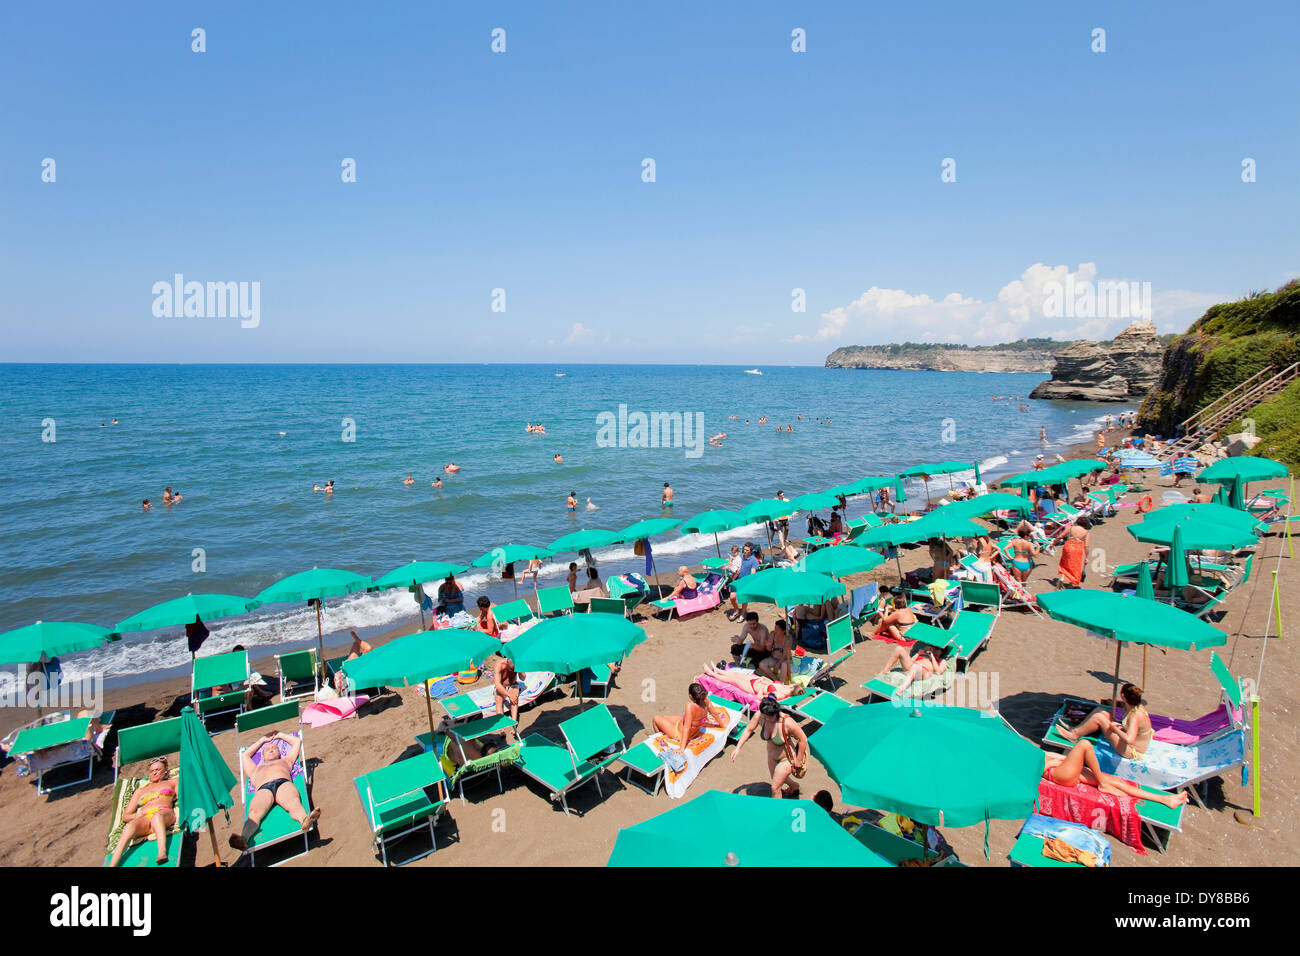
[661,749,687,773]
[633,538,645,556]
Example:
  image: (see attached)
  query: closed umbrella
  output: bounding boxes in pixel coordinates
[255,568,374,674]
[178,705,238,866]
[607,789,890,867]
[809,705,1044,852]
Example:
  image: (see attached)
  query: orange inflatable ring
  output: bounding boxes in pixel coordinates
[1137,494,1154,513]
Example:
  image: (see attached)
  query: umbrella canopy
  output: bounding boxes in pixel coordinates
[1141,503,1267,533]
[679,509,748,534]
[548,528,621,553]
[732,567,844,606]
[1135,561,1155,601]
[470,544,553,568]
[1053,458,1108,479]
[618,517,682,542]
[342,628,500,687]
[788,492,840,512]
[796,545,887,579]
[935,493,1033,519]
[178,706,237,832]
[0,621,112,664]
[505,614,646,674]
[832,475,901,497]
[906,513,987,540]
[852,521,937,550]
[254,568,374,604]
[1036,590,1227,650]
[739,498,794,524]
[115,593,261,632]
[372,560,469,590]
[898,461,980,480]
[607,789,890,867]
[1197,457,1288,484]
[809,705,1043,828]
[1127,516,1259,551]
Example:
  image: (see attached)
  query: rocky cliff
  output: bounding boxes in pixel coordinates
[825,341,1062,372]
[1028,320,1165,401]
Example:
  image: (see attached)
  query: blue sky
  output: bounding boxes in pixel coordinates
[2,1,1296,364]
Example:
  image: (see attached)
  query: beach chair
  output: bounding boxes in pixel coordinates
[416,712,521,803]
[651,573,723,620]
[709,694,751,741]
[517,703,626,815]
[274,648,319,702]
[537,585,575,617]
[191,649,250,728]
[354,751,449,866]
[989,563,1043,617]
[617,741,667,796]
[588,597,627,616]
[105,717,185,867]
[850,819,941,866]
[325,655,383,699]
[958,580,1001,616]
[10,716,96,795]
[848,584,883,638]
[494,598,537,627]
[803,615,855,687]
[862,659,955,704]
[235,701,315,865]
[607,574,649,616]
[1008,814,1110,868]
[936,610,996,671]
[439,671,557,724]
[793,690,852,726]
[578,663,614,699]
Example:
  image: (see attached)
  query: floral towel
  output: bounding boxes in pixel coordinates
[1020,812,1112,866]
[1037,778,1145,855]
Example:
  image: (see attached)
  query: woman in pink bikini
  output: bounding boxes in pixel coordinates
[699,661,798,700]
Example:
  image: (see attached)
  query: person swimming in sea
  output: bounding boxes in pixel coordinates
[433,477,442,489]
[566,491,577,512]
[554,453,563,463]
[142,499,151,511]
[662,482,674,507]
[444,463,460,473]
[403,475,414,485]
[325,480,334,494]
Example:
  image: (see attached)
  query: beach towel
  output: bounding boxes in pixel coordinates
[242,732,306,796]
[990,562,1039,610]
[696,669,799,710]
[1019,812,1112,866]
[301,695,371,728]
[1057,538,1086,587]
[1144,705,1242,746]
[671,574,723,616]
[1091,731,1246,792]
[452,671,556,719]
[1036,778,1146,855]
[609,572,648,597]
[499,617,539,643]
[645,708,742,799]
[870,666,954,701]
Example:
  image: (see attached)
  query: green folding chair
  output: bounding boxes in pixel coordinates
[235,701,314,865]
[588,597,627,616]
[941,610,996,671]
[354,751,448,866]
[793,690,852,726]
[518,703,625,815]
[191,650,250,728]
[106,717,185,867]
[494,598,537,627]
[958,580,1002,615]
[805,614,855,686]
[275,648,319,702]
[10,717,94,794]
[537,585,575,617]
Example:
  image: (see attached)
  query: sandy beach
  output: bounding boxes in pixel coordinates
[3,448,1294,869]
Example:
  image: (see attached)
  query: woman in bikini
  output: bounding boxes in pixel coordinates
[1043,740,1188,808]
[871,596,916,644]
[1056,683,1153,759]
[109,757,177,866]
[699,661,798,701]
[877,642,949,693]
[653,683,730,754]
[1008,527,1039,583]
[731,694,809,798]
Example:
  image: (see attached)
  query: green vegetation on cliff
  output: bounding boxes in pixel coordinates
[1138,281,1300,466]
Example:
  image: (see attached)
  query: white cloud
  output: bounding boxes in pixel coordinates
[563,322,596,345]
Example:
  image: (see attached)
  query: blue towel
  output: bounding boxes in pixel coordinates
[1020,813,1112,866]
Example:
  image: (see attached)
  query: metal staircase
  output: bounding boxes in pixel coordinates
[1166,362,1300,456]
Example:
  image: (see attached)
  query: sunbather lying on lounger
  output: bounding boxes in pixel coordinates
[653,683,730,754]
[1043,740,1188,808]
[876,642,949,693]
[109,757,177,866]
[699,661,799,700]
[432,717,504,766]
[871,597,916,644]
[1056,683,1153,759]
[731,694,809,799]
[230,733,320,852]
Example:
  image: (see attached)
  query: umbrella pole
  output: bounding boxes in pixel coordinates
[1142,646,1148,690]
[315,601,325,679]
[1111,642,1123,709]
[714,532,721,559]
[424,682,438,744]
[207,820,224,867]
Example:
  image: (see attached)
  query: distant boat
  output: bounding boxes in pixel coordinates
[555,372,566,377]
[744,369,762,375]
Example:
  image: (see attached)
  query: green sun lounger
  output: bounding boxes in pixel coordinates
[11,717,94,794]
[494,598,537,626]
[537,585,575,617]
[618,740,667,796]
[192,650,250,728]
[355,751,449,866]
[958,581,1001,614]
[852,820,939,865]
[106,717,186,867]
[416,712,520,803]
[517,703,626,815]
[708,694,750,741]
[588,597,627,616]
[793,690,852,726]
[938,610,996,671]
[275,648,319,702]
[1009,831,1089,867]
[235,701,314,865]
[803,615,855,688]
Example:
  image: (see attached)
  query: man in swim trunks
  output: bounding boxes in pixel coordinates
[567,491,577,512]
[662,482,673,507]
[493,657,525,727]
[733,611,770,665]
[230,732,320,851]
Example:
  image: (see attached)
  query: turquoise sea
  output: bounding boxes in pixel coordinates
[0,364,1132,681]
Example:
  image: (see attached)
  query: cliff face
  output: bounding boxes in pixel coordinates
[1029,320,1164,401]
[825,344,1060,372]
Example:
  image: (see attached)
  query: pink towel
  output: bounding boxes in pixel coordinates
[301,695,371,728]
[1037,779,1146,855]
[674,590,721,616]
[1118,704,1241,746]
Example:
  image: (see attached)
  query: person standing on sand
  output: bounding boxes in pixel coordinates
[662,482,674,508]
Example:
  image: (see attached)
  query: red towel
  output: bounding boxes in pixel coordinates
[1036,778,1147,855]
[1057,538,1086,587]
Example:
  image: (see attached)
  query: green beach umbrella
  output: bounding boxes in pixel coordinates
[1141,503,1267,534]
[0,621,113,664]
[732,567,845,607]
[548,528,621,554]
[680,509,749,557]
[471,543,553,597]
[607,789,890,867]
[739,498,792,554]
[809,705,1043,842]
[936,493,1034,519]
[343,627,502,739]
[898,461,981,500]
[115,593,261,637]
[1037,589,1227,705]
[373,560,470,626]
[788,491,840,513]
[178,705,238,865]
[1127,516,1259,551]
[1197,456,1288,484]
[255,568,374,671]
[1054,458,1108,479]
[1135,561,1155,601]
[907,512,987,541]
[796,545,887,579]
[618,518,683,591]
[505,615,646,703]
